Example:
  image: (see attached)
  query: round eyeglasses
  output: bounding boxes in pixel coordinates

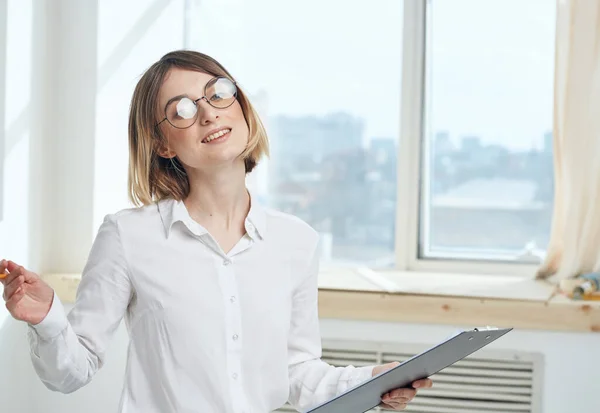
[157,76,238,129]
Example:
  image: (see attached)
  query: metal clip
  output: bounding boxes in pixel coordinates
[474,326,498,331]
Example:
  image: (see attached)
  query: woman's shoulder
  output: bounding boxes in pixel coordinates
[99,201,166,233]
[262,207,319,243]
[109,202,162,219]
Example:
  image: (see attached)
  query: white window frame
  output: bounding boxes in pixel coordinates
[394,0,541,277]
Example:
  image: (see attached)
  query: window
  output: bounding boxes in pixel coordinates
[420,0,556,263]
[186,0,404,268]
[185,0,556,274]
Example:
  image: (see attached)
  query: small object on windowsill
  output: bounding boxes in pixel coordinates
[515,240,546,264]
[564,291,600,301]
[577,292,600,301]
[559,272,600,300]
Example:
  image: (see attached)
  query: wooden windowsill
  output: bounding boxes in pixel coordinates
[317,268,600,333]
[43,269,600,334]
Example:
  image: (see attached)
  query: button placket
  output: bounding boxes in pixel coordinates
[217,255,246,412]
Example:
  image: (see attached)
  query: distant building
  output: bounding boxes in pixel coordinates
[270,112,364,161]
[434,131,454,155]
[430,178,551,252]
[369,137,396,166]
[543,131,553,154]
[460,135,482,152]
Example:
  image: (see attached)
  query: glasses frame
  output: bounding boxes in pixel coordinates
[156,76,238,129]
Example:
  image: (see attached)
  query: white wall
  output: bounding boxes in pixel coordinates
[94,0,185,227]
[0,0,100,280]
[1,315,129,413]
[0,1,40,409]
[0,0,32,296]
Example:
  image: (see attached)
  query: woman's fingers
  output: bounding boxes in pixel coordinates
[389,388,416,400]
[5,286,25,313]
[413,378,433,389]
[1,260,38,287]
[0,259,7,279]
[380,400,407,410]
[0,259,10,282]
[0,261,24,286]
[3,275,25,301]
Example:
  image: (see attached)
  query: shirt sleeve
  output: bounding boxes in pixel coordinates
[27,214,133,393]
[287,236,375,411]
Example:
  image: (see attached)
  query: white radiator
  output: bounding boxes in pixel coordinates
[276,339,543,413]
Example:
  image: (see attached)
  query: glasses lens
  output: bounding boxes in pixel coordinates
[166,97,198,128]
[205,77,237,108]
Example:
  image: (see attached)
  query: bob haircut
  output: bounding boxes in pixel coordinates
[128,50,269,206]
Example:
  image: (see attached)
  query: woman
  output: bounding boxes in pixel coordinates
[0,50,432,412]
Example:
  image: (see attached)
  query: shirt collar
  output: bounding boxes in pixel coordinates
[158,192,267,240]
[246,193,267,240]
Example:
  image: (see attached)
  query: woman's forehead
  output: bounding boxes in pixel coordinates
[159,69,214,104]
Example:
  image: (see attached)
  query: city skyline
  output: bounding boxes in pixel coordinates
[264,110,553,263]
[266,109,553,153]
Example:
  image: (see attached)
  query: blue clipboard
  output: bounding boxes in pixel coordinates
[305,327,512,413]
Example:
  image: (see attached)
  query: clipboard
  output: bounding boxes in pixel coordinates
[305,327,512,413]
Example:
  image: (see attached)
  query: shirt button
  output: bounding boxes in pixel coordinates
[230,296,236,303]
[223,259,231,266]
[232,334,239,341]
[232,373,238,380]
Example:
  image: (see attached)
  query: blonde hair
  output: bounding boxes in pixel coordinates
[128,50,270,206]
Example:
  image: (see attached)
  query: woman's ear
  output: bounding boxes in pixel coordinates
[155,134,176,159]
[158,147,176,159]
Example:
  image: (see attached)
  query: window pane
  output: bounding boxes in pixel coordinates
[421,0,556,261]
[187,0,403,268]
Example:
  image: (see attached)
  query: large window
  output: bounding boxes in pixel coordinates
[421,0,556,263]
[186,0,556,273]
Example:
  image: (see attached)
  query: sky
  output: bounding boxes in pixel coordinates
[190,0,556,151]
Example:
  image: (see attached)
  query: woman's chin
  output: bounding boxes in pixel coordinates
[191,152,247,172]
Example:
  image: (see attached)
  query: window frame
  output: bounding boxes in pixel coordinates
[394,0,541,277]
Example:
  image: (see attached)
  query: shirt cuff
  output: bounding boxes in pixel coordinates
[29,291,68,339]
[349,365,376,388]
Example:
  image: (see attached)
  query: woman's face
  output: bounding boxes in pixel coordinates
[156,68,249,172]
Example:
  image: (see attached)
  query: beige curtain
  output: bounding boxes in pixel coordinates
[536,0,600,281]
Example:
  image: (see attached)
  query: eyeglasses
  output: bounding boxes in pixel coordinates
[157,76,238,129]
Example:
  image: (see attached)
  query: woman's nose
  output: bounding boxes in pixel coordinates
[196,99,219,125]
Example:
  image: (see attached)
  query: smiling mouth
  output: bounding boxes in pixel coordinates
[202,128,231,143]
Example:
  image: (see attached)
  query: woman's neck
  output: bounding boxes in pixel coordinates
[184,161,250,231]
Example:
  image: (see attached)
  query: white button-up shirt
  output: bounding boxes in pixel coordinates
[27,198,374,413]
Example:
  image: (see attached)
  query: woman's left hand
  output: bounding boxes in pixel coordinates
[372,362,433,410]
